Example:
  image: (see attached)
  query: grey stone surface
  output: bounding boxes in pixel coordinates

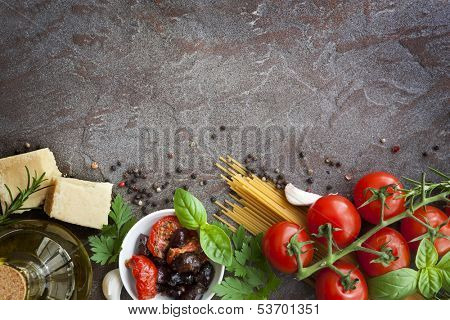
[0,0,448,300]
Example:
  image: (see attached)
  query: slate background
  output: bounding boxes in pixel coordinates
[0,0,449,299]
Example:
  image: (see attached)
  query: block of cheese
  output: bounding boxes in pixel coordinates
[44,177,112,229]
[0,148,62,212]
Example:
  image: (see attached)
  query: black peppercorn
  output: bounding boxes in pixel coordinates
[219,125,226,131]
[110,165,117,171]
[176,167,182,174]
[306,177,314,184]
[191,173,197,179]
[210,196,217,203]
[422,152,428,157]
[326,185,333,191]
[299,152,305,159]
[432,145,440,151]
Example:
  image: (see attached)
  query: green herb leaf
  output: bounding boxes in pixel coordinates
[418,268,442,299]
[173,188,207,230]
[200,224,233,267]
[210,221,233,238]
[213,277,254,300]
[88,235,116,265]
[109,194,134,231]
[436,252,450,291]
[416,238,438,268]
[232,226,246,251]
[213,225,280,300]
[368,268,418,300]
[88,195,136,265]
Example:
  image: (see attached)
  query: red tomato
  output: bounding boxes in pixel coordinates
[357,227,410,277]
[400,206,449,256]
[147,216,181,258]
[307,195,361,248]
[315,261,368,300]
[262,221,314,274]
[353,172,405,224]
[126,255,158,300]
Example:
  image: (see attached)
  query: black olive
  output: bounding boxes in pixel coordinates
[180,273,195,285]
[149,256,166,267]
[172,252,202,273]
[157,265,171,284]
[166,285,186,299]
[137,234,150,256]
[169,228,191,248]
[168,272,183,287]
[180,283,207,300]
[196,262,215,287]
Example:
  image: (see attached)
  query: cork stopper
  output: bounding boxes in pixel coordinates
[0,264,27,300]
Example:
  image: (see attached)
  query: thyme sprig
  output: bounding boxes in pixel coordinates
[0,166,48,225]
[291,168,450,281]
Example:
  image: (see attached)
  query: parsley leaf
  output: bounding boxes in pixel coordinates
[214,225,281,300]
[88,195,137,265]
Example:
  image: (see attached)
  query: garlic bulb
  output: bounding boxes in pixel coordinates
[102,268,123,300]
[285,183,322,206]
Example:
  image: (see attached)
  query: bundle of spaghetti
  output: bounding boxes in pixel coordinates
[214,155,330,264]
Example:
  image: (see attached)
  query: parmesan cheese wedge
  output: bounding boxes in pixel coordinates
[0,148,62,212]
[44,177,112,229]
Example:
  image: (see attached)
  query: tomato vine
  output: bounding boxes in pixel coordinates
[291,169,450,282]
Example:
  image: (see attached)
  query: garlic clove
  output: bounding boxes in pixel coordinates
[102,268,123,300]
[285,183,322,206]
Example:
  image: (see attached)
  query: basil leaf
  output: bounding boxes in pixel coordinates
[173,188,207,229]
[416,239,438,268]
[418,268,442,298]
[200,224,233,267]
[368,268,418,300]
[436,252,450,291]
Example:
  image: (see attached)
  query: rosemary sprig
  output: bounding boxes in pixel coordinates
[0,166,48,225]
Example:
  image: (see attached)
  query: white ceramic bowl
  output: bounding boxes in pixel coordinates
[119,209,225,300]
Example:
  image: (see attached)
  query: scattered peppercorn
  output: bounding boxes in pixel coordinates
[167,152,174,159]
[210,133,217,140]
[326,170,330,174]
[151,202,157,208]
[324,158,331,164]
[110,165,117,171]
[326,185,333,191]
[422,152,428,157]
[380,138,386,144]
[24,142,31,149]
[432,145,440,151]
[176,167,182,174]
[298,152,305,159]
[164,198,170,204]
[190,173,197,179]
[182,185,189,191]
[344,174,352,181]
[391,145,400,153]
[118,181,125,188]
[219,125,226,131]
[307,169,314,176]
[200,180,207,186]
[335,162,341,168]
[117,161,122,167]
[306,177,313,184]
[210,196,217,203]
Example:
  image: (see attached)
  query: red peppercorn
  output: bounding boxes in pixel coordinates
[391,145,400,153]
[118,181,125,188]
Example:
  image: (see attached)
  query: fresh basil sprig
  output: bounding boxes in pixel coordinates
[416,239,448,298]
[368,268,418,300]
[368,238,450,299]
[173,188,232,267]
